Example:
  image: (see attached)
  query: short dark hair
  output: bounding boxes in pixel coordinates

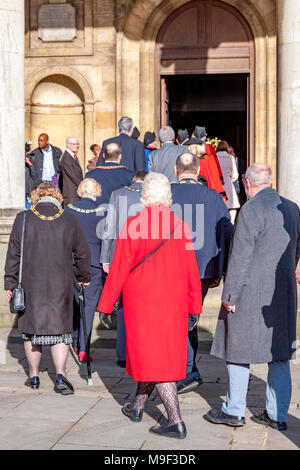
[104,143,122,161]
[90,144,99,152]
[132,171,147,183]
[176,153,199,175]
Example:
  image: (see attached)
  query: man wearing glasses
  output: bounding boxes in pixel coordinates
[60,137,83,206]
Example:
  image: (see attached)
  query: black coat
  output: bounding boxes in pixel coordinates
[171,178,234,279]
[4,203,91,335]
[85,162,134,203]
[97,134,146,172]
[65,198,106,268]
[59,151,83,205]
[30,145,62,188]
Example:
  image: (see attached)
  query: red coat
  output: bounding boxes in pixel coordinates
[205,144,223,182]
[199,154,224,194]
[98,205,202,382]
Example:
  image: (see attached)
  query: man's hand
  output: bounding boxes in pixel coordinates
[25,156,33,166]
[6,290,13,301]
[103,264,110,274]
[296,269,300,285]
[223,303,236,313]
[99,312,113,329]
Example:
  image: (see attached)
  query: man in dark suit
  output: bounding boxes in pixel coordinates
[60,137,84,206]
[97,117,145,172]
[86,142,134,203]
[148,126,187,181]
[30,133,62,188]
[171,153,234,393]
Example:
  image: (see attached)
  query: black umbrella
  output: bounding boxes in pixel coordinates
[78,284,93,386]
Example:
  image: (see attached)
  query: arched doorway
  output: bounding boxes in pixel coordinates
[155,0,254,166]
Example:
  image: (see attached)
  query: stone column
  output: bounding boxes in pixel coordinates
[277,0,300,206]
[0,1,25,327]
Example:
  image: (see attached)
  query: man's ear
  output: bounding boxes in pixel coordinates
[175,166,178,178]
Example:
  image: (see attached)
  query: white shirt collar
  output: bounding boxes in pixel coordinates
[66,148,75,158]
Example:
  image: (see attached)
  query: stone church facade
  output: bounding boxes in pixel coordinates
[0,0,299,326]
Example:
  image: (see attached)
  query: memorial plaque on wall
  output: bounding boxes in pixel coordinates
[38,3,77,42]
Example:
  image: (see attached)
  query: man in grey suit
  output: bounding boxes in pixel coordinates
[148,126,187,181]
[206,163,300,431]
[100,170,147,366]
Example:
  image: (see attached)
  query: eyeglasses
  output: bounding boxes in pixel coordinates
[69,142,79,146]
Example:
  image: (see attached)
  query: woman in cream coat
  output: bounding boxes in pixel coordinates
[216,141,240,223]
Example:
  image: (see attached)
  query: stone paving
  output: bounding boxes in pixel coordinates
[0,328,299,451]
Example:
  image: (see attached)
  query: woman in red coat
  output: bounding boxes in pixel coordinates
[98,172,202,439]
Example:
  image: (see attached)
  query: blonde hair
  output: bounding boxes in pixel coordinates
[188,144,202,157]
[77,178,102,199]
[31,183,63,205]
[140,172,172,207]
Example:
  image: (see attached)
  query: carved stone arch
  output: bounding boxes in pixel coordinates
[119,0,276,175]
[25,65,94,105]
[26,66,94,165]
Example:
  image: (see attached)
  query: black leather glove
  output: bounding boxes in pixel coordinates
[188,314,200,332]
[99,312,113,329]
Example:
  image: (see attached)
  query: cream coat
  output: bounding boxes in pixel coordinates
[216,151,240,209]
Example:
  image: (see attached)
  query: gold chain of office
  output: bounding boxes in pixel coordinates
[67,204,106,213]
[124,186,141,193]
[30,207,64,221]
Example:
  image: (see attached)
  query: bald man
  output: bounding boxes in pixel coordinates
[60,137,83,206]
[30,133,62,189]
[171,153,234,393]
[86,142,134,203]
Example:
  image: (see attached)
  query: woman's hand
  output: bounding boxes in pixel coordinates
[6,290,13,301]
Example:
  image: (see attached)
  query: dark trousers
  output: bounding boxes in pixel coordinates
[73,266,102,352]
[186,278,211,376]
[116,307,126,361]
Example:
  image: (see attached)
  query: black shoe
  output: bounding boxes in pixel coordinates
[177,374,203,394]
[25,376,40,390]
[117,360,126,368]
[121,403,143,422]
[54,374,74,395]
[251,410,287,431]
[149,421,187,439]
[205,409,245,427]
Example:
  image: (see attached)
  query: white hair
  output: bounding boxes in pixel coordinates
[159,126,175,143]
[141,172,172,207]
[66,137,79,144]
[77,178,102,199]
[245,163,272,187]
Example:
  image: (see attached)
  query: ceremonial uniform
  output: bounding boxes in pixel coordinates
[101,181,144,361]
[85,162,134,204]
[171,177,234,378]
[65,198,107,353]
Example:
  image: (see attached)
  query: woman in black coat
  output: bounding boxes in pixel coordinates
[4,183,91,394]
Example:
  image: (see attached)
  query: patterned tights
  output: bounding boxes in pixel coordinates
[132,381,182,426]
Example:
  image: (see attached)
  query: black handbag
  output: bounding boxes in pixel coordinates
[10,212,26,313]
[111,221,180,312]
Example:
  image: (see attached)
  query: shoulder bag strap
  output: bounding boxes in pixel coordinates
[18,212,27,287]
[130,221,180,274]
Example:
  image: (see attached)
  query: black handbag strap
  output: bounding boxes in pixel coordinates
[18,212,27,286]
[130,221,180,274]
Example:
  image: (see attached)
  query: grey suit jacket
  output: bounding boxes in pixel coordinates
[148,143,187,181]
[100,182,143,265]
[211,187,300,364]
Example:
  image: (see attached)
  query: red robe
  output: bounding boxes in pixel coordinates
[199,154,225,195]
[205,144,223,182]
[98,205,202,382]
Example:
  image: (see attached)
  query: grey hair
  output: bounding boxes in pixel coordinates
[158,126,175,143]
[118,116,134,133]
[77,178,102,199]
[140,172,172,207]
[66,137,78,144]
[245,163,272,187]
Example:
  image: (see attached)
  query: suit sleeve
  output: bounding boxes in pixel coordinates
[134,142,146,171]
[183,221,202,315]
[148,151,154,172]
[216,196,234,274]
[60,155,83,187]
[97,140,106,166]
[4,213,23,290]
[100,192,117,264]
[296,207,300,266]
[221,203,259,305]
[98,219,139,313]
[72,218,91,283]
